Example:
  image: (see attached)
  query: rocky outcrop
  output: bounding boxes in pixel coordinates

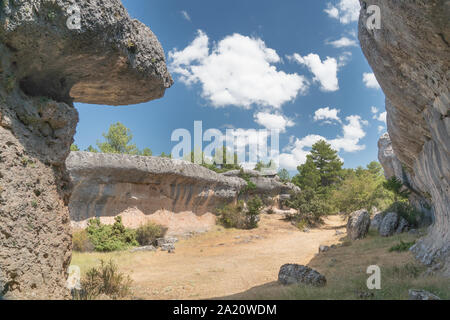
[370,212,383,232]
[0,0,171,299]
[346,209,371,240]
[222,169,301,201]
[67,152,246,234]
[278,264,326,287]
[67,153,300,235]
[378,212,399,237]
[359,1,449,275]
[378,133,433,221]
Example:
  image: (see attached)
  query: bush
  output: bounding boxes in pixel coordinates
[218,197,262,230]
[135,222,167,246]
[72,230,94,252]
[246,196,263,229]
[218,201,247,229]
[389,240,416,253]
[86,217,138,252]
[386,201,424,228]
[73,260,132,300]
[286,189,330,226]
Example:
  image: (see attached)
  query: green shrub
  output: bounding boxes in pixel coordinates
[72,229,94,252]
[86,216,138,252]
[73,260,132,300]
[218,197,262,229]
[135,222,167,246]
[246,196,263,229]
[218,201,247,229]
[389,240,416,253]
[286,189,329,226]
[386,263,423,279]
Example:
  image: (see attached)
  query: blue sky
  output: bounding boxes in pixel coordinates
[73,0,386,173]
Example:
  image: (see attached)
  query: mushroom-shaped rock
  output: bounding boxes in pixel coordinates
[0,0,172,299]
[1,0,173,105]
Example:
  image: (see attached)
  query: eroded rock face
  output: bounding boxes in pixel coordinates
[0,0,171,299]
[67,152,246,235]
[67,153,300,235]
[359,0,449,275]
[378,133,433,221]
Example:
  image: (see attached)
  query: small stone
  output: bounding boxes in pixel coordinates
[319,245,330,253]
[129,245,156,253]
[278,264,326,287]
[160,243,175,252]
[408,289,441,300]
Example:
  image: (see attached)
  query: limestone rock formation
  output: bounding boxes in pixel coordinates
[67,153,300,235]
[346,209,371,240]
[67,152,246,235]
[278,264,326,287]
[378,212,399,237]
[370,212,383,232]
[378,133,433,221]
[222,169,301,200]
[359,0,449,275]
[0,0,171,299]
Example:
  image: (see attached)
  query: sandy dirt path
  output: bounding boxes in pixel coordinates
[119,214,347,300]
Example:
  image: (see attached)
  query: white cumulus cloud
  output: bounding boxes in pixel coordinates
[325,0,361,24]
[326,36,358,48]
[288,53,339,92]
[314,107,341,123]
[279,115,368,170]
[363,72,381,89]
[169,30,309,109]
[254,112,295,133]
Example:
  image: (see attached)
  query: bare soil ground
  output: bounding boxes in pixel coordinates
[71,213,347,300]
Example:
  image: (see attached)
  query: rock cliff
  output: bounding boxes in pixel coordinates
[67,152,245,235]
[378,133,434,222]
[0,0,171,299]
[67,153,299,235]
[359,1,449,275]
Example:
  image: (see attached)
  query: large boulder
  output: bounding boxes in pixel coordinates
[346,209,371,240]
[359,0,449,275]
[278,264,326,287]
[379,212,399,237]
[0,0,171,299]
[370,212,384,232]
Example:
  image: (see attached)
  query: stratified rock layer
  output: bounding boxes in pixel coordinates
[0,0,171,299]
[67,152,246,235]
[359,0,449,275]
[67,153,300,235]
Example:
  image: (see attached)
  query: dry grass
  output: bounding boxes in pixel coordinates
[70,215,449,300]
[221,230,450,300]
